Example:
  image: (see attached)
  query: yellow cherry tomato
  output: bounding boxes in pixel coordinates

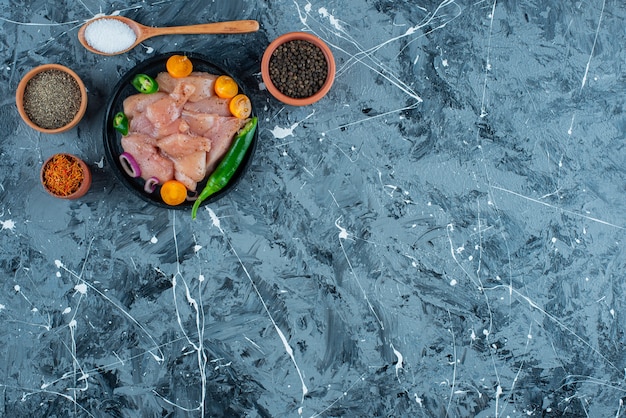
[160,180,187,205]
[214,75,239,99]
[166,55,193,78]
[229,94,252,119]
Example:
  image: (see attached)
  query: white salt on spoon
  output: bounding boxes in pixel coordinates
[83,18,136,54]
[78,15,260,56]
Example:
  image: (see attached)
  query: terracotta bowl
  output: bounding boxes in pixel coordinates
[16,64,88,134]
[261,32,335,106]
[40,153,92,199]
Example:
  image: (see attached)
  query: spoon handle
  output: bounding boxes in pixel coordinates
[142,20,260,38]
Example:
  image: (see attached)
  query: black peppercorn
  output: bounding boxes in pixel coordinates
[268,39,328,99]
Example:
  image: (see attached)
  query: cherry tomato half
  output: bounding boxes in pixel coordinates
[229,94,252,119]
[160,180,187,205]
[166,55,193,78]
[214,75,239,99]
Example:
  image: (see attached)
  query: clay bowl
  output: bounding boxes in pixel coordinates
[40,153,92,199]
[16,64,88,134]
[261,32,335,106]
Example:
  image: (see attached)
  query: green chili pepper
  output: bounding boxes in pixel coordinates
[113,111,129,135]
[192,116,258,219]
[131,74,159,94]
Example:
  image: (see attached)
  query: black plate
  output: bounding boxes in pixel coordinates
[103,52,257,209]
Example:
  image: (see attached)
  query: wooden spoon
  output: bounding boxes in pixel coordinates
[78,15,260,55]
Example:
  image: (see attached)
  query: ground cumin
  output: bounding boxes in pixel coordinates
[23,69,82,129]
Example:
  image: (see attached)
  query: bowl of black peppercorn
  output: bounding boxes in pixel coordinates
[261,32,335,106]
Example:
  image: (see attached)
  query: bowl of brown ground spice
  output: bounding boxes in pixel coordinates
[261,32,335,106]
[16,64,88,134]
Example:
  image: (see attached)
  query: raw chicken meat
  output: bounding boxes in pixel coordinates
[145,82,195,129]
[204,117,248,172]
[130,113,190,138]
[183,97,232,117]
[123,92,167,115]
[157,133,212,158]
[121,134,175,182]
[156,71,217,102]
[181,111,221,136]
[120,70,251,194]
[172,151,208,191]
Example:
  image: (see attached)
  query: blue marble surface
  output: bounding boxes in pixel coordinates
[1,0,625,417]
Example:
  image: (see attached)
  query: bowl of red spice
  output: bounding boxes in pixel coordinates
[261,32,335,106]
[40,153,92,199]
[16,64,88,134]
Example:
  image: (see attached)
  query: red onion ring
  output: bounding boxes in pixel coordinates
[119,152,141,178]
[186,190,199,201]
[144,177,159,193]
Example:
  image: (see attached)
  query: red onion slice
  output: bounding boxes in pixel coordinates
[144,177,159,193]
[119,152,141,178]
[186,190,199,201]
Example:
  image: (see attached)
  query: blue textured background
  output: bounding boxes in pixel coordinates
[1,1,625,416]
